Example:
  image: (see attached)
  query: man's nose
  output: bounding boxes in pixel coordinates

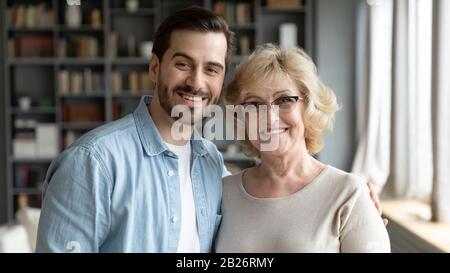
[186,68,206,92]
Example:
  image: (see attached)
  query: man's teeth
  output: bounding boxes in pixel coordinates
[182,95,203,102]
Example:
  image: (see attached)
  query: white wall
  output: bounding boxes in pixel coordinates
[315,0,358,171]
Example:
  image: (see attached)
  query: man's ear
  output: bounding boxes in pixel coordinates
[149,53,160,87]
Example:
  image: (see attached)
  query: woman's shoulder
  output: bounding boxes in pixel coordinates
[223,171,243,183]
[323,165,369,195]
[222,170,245,191]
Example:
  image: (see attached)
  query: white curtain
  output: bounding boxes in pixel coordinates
[431,0,450,223]
[352,0,433,199]
[352,0,393,190]
[385,0,433,198]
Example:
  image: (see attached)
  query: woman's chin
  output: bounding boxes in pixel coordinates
[258,142,289,157]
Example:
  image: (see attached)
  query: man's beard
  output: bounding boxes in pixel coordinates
[157,81,217,125]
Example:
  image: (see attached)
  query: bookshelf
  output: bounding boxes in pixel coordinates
[2,0,315,222]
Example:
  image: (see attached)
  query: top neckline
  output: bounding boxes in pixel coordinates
[238,165,331,202]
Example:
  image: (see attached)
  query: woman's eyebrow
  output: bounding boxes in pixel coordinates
[273,89,294,97]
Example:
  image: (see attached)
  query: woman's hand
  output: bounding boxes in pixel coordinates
[367,181,389,226]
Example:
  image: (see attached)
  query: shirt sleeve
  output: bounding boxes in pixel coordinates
[35,146,111,253]
[339,184,391,253]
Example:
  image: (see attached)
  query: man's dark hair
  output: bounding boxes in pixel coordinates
[152,6,235,69]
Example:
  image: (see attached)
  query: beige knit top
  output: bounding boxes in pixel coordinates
[215,165,391,253]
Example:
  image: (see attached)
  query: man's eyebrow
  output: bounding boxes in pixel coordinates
[172,52,194,61]
[206,61,224,71]
[172,52,224,71]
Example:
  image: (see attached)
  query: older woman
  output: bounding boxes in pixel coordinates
[215,44,390,253]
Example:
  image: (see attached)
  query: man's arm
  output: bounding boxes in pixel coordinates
[36,146,111,252]
[367,181,388,226]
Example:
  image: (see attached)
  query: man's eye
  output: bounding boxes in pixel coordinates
[176,63,190,70]
[206,67,219,75]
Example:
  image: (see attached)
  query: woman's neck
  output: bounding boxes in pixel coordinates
[246,144,326,197]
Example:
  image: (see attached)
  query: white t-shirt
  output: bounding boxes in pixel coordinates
[165,142,200,253]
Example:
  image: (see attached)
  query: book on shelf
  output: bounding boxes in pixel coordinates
[35,124,59,159]
[9,3,55,29]
[57,39,68,58]
[129,71,139,94]
[111,71,152,95]
[61,103,105,123]
[266,0,303,9]
[14,165,30,188]
[70,72,83,95]
[110,71,123,94]
[12,123,58,159]
[84,69,93,94]
[59,69,104,95]
[74,36,100,58]
[239,35,251,56]
[236,3,252,25]
[14,36,53,57]
[14,164,46,189]
[140,72,151,91]
[214,1,252,26]
[58,70,70,95]
[90,9,102,29]
[8,39,15,57]
[109,32,118,58]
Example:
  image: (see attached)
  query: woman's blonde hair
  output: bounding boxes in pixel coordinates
[225,43,340,157]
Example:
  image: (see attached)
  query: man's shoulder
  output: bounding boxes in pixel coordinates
[71,114,137,151]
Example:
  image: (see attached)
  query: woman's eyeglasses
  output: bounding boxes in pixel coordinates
[240,96,303,113]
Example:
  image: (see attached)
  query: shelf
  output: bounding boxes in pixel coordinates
[10,157,54,164]
[8,58,55,65]
[110,8,156,16]
[10,107,57,114]
[12,188,43,195]
[58,58,106,65]
[57,25,104,32]
[7,27,54,33]
[60,122,104,130]
[2,0,314,223]
[261,7,306,13]
[229,24,256,30]
[112,92,151,99]
[111,57,150,65]
[59,94,105,99]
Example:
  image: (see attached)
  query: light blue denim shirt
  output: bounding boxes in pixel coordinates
[36,95,230,253]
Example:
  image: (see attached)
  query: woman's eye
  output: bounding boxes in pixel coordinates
[244,102,262,108]
[277,96,297,105]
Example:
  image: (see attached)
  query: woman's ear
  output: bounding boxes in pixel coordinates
[149,53,160,86]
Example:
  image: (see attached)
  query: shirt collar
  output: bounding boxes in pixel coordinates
[133,95,207,157]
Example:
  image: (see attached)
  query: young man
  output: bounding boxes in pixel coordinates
[36,6,383,253]
[36,6,232,253]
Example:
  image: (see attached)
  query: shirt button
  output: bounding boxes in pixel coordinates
[171,216,177,223]
[167,170,174,176]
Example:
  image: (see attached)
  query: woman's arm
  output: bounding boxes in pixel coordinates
[339,184,391,253]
